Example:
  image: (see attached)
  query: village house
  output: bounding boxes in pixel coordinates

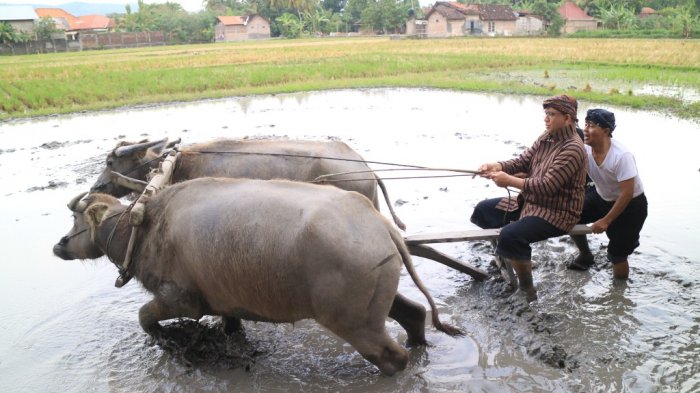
[558,0,598,34]
[35,8,115,40]
[0,5,38,34]
[407,2,520,38]
[214,15,270,42]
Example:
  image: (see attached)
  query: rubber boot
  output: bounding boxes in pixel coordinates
[568,234,594,270]
[511,260,537,302]
[612,261,629,280]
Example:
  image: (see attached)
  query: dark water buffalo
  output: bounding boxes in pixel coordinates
[54,178,462,375]
[90,138,405,230]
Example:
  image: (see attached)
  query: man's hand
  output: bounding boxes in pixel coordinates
[486,171,512,188]
[591,219,609,234]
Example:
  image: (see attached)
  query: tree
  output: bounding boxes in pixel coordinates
[321,0,346,13]
[669,4,700,37]
[599,3,637,29]
[34,17,62,40]
[304,8,332,33]
[276,12,304,36]
[528,0,564,36]
[0,22,29,44]
[360,0,408,34]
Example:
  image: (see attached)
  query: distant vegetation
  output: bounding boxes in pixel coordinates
[2,0,699,45]
[105,0,700,40]
[1,37,698,121]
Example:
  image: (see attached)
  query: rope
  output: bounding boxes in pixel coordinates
[176,149,483,182]
[179,149,465,171]
[314,173,477,183]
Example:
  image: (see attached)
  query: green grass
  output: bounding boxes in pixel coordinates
[1,37,699,121]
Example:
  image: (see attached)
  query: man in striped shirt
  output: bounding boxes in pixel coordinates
[470,94,587,302]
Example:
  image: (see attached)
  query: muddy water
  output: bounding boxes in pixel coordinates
[0,88,698,393]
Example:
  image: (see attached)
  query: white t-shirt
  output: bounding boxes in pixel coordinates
[586,140,644,202]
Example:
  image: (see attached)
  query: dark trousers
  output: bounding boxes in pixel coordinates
[471,198,566,261]
[579,189,648,262]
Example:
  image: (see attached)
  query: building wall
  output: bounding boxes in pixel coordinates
[515,16,544,35]
[450,20,467,36]
[406,17,416,35]
[494,20,516,35]
[246,15,270,39]
[563,19,597,34]
[426,14,449,38]
[8,20,35,34]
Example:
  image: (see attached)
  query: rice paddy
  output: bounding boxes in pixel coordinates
[1,37,698,121]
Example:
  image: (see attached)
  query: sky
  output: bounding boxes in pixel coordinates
[3,0,206,13]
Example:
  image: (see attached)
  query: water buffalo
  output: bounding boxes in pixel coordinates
[90,137,405,230]
[54,178,462,375]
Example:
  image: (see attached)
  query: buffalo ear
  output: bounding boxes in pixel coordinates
[85,203,110,239]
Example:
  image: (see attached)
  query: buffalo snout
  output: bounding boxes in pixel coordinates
[53,242,71,260]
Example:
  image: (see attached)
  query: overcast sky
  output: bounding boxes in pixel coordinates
[4,0,431,14]
[3,0,205,13]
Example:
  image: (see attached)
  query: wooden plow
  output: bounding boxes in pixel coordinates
[403,224,593,287]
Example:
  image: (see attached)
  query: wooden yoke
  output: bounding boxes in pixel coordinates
[115,148,179,288]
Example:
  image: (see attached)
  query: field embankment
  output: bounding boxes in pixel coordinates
[1,37,699,121]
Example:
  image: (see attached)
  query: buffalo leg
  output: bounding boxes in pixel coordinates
[334,325,409,376]
[389,293,427,346]
[138,293,204,336]
[222,316,243,335]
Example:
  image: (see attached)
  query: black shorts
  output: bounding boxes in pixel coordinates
[579,189,648,262]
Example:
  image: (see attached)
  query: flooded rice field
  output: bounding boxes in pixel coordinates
[0,88,698,392]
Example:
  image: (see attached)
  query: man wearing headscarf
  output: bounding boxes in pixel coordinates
[568,109,647,280]
[470,94,587,302]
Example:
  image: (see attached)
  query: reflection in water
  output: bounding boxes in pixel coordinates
[0,88,698,392]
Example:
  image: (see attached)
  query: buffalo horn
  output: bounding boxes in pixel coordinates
[165,137,182,149]
[113,138,168,158]
[67,191,89,212]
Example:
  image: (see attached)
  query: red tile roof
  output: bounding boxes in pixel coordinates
[217,16,248,26]
[35,7,79,25]
[72,14,115,30]
[34,8,114,30]
[558,0,594,20]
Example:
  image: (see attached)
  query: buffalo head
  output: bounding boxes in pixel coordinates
[53,192,123,261]
[90,138,171,197]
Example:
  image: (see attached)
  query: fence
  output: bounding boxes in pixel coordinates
[0,31,171,55]
[79,31,167,50]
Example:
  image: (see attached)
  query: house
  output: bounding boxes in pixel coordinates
[515,10,544,36]
[558,0,597,34]
[214,15,270,42]
[0,5,37,34]
[35,8,115,40]
[413,2,517,38]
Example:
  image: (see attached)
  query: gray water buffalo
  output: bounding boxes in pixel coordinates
[90,138,405,230]
[54,178,462,375]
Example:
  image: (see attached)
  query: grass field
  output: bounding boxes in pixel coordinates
[1,37,699,121]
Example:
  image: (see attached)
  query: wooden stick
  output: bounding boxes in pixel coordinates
[408,244,489,280]
[404,224,592,245]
